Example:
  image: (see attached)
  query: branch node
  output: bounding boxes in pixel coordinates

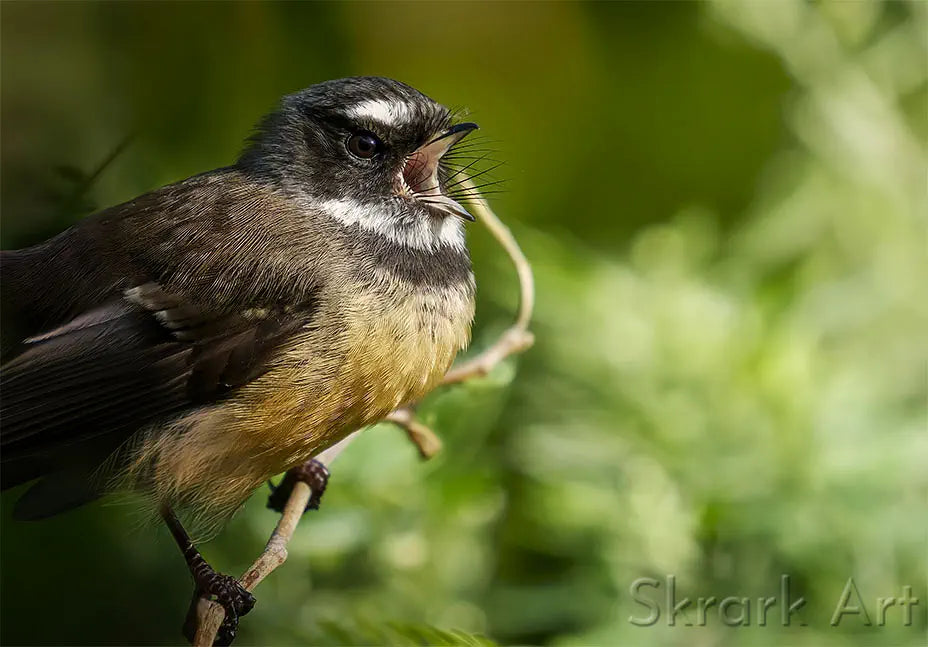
[386,408,443,459]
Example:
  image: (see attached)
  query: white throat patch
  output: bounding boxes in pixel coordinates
[320,198,465,251]
[346,99,414,127]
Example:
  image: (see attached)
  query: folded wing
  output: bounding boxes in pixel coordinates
[0,282,307,518]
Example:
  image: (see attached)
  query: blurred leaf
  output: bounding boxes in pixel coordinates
[315,620,497,647]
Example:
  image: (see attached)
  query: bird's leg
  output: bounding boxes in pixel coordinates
[266,458,330,513]
[161,506,255,646]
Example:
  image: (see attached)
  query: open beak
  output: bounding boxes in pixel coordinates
[399,122,479,221]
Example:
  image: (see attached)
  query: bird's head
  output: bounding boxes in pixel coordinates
[239,77,484,247]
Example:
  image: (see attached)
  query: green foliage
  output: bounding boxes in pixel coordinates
[316,620,497,647]
[1,2,925,646]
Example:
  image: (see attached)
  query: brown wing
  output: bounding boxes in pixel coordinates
[0,282,310,517]
[1,168,328,518]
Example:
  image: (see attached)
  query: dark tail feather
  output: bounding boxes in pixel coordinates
[1,249,34,360]
[1,455,44,491]
[2,227,126,360]
[12,469,104,520]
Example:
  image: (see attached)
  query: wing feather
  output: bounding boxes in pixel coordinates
[0,169,322,518]
[0,284,308,494]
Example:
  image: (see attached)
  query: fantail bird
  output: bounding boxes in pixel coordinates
[0,77,481,642]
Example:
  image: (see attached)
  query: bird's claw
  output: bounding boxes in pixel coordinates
[267,458,330,513]
[205,573,255,646]
[183,570,255,646]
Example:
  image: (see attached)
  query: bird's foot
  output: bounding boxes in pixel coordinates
[182,567,255,646]
[267,458,330,513]
[201,571,255,646]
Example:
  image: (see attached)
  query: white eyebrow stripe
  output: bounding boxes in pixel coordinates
[320,198,465,251]
[346,99,413,126]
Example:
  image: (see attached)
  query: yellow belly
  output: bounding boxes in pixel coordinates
[123,280,474,531]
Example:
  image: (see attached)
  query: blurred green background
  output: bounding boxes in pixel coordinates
[1,1,926,646]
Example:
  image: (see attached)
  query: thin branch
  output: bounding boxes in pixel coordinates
[441,177,535,385]
[385,407,443,459]
[192,433,360,646]
[192,177,534,646]
[58,133,134,217]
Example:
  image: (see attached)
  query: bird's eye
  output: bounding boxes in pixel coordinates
[346,131,382,159]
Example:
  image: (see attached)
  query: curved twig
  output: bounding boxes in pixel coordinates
[440,178,535,386]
